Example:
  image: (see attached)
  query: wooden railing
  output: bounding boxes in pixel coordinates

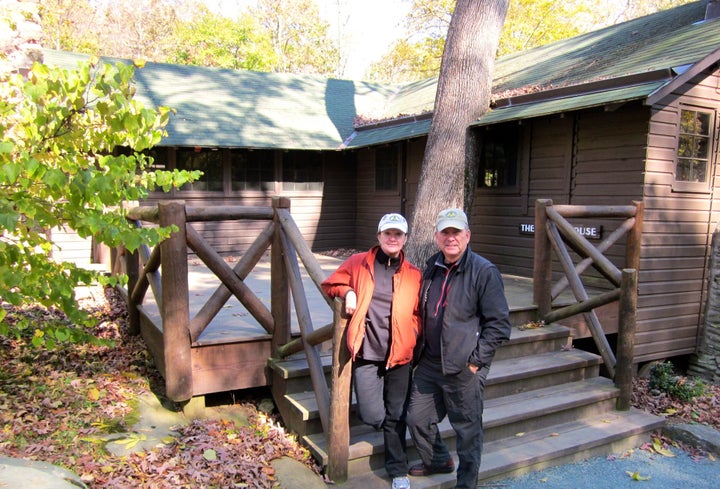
[122,197,335,417]
[533,199,643,409]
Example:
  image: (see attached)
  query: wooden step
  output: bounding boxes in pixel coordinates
[486,347,602,399]
[324,408,665,489]
[280,346,602,437]
[269,323,575,396]
[303,377,631,477]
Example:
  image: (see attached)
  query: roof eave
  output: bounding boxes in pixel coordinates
[645,47,720,106]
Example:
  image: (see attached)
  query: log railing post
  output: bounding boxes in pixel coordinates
[327,297,351,483]
[271,197,291,356]
[158,201,193,402]
[626,201,644,274]
[616,268,638,410]
[534,199,553,316]
[126,245,141,336]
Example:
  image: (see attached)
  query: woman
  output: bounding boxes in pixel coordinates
[321,213,422,489]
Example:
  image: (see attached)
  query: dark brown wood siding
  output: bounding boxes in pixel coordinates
[354,142,408,250]
[144,148,357,254]
[639,68,720,362]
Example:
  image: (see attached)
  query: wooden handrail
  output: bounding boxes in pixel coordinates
[533,199,643,382]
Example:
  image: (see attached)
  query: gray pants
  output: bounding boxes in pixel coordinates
[406,356,488,489]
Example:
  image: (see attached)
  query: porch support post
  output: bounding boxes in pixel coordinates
[159,200,192,402]
[271,197,291,356]
[327,297,351,483]
[534,199,553,317]
[616,268,638,410]
[126,241,141,336]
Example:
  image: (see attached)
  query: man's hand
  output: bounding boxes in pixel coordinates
[345,290,357,315]
[468,363,479,374]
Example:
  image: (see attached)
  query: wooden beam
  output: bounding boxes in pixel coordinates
[271,197,291,355]
[185,224,274,336]
[546,220,617,377]
[280,229,330,433]
[185,206,273,222]
[188,223,273,341]
[533,199,553,316]
[277,322,333,358]
[159,201,193,402]
[546,206,622,286]
[327,298,351,483]
[276,208,332,308]
[616,268,638,410]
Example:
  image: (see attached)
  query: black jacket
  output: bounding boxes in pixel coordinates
[419,246,511,375]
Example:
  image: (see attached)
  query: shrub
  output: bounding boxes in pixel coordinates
[648,361,706,402]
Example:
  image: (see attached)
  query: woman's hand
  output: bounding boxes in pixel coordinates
[345,290,357,315]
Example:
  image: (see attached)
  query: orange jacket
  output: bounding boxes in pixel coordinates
[321,246,422,369]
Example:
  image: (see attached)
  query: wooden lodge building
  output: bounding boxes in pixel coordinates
[45,0,720,369]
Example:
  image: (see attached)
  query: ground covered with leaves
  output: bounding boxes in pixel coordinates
[0,287,320,488]
[1,286,718,487]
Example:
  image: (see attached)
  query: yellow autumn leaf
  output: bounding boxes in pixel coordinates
[708,453,716,462]
[515,432,525,437]
[626,470,651,481]
[134,59,146,68]
[661,408,678,416]
[652,439,675,457]
[87,387,101,401]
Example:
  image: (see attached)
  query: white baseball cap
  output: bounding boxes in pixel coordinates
[378,213,408,233]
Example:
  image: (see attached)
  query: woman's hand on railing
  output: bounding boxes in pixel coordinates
[344,291,357,315]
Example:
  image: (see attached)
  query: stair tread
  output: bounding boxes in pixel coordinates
[269,323,573,379]
[324,408,665,489]
[488,348,601,384]
[303,377,625,459]
[286,350,603,421]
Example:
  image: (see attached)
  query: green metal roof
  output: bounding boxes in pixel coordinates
[42,50,400,150]
[472,81,667,127]
[43,1,720,151]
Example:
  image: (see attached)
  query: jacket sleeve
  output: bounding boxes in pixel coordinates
[321,254,360,300]
[470,265,512,368]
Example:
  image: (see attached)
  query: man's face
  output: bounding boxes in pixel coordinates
[434,227,470,263]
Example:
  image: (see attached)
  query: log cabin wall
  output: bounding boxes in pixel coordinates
[640,67,720,362]
[142,147,358,254]
[353,139,425,250]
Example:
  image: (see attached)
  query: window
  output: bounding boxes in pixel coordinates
[176,148,223,191]
[375,146,398,191]
[231,150,274,191]
[477,125,518,188]
[282,151,323,191]
[675,108,714,190]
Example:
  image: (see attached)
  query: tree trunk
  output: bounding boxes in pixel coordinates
[406,0,509,267]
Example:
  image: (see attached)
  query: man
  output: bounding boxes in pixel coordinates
[322,213,421,489]
[406,208,511,489]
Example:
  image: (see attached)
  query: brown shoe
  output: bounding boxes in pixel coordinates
[408,459,455,476]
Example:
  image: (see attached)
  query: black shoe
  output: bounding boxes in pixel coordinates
[408,459,455,476]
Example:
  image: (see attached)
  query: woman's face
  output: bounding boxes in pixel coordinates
[377,229,407,258]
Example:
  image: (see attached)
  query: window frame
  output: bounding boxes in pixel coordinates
[475,123,521,192]
[672,105,716,193]
[280,151,324,194]
[374,145,400,193]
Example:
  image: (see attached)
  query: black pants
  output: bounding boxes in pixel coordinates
[353,359,411,478]
[406,356,488,489]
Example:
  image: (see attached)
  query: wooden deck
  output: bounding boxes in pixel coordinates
[132,251,610,396]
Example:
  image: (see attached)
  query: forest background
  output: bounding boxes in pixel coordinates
[39,0,695,84]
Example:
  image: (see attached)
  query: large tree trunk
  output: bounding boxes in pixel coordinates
[406,0,508,267]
